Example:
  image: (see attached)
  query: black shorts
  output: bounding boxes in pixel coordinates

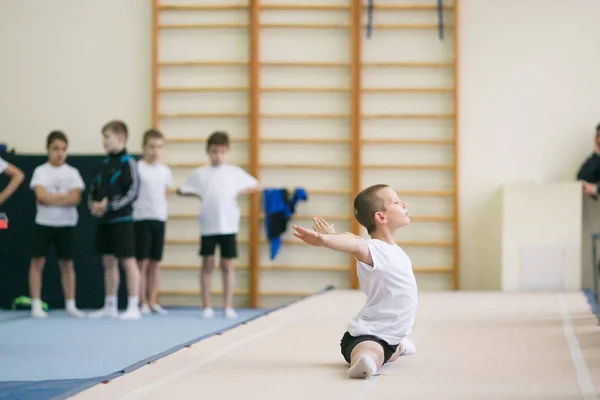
[31,225,75,260]
[95,221,136,259]
[340,331,399,365]
[199,234,237,258]
[135,220,165,261]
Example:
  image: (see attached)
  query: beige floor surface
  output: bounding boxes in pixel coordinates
[71,290,600,400]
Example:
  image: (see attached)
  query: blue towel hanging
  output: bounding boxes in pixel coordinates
[263,188,308,260]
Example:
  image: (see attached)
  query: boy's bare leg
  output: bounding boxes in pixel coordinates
[148,260,167,314]
[201,256,214,318]
[89,255,119,318]
[120,257,141,320]
[58,260,86,318]
[221,258,237,319]
[138,259,150,314]
[29,257,47,318]
[348,342,385,379]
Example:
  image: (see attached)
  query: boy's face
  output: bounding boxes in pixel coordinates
[102,130,124,154]
[375,187,410,230]
[207,144,228,166]
[48,139,67,166]
[144,138,165,162]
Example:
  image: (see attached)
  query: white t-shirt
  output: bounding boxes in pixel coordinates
[346,239,418,345]
[29,162,85,227]
[133,160,174,222]
[179,163,258,235]
[0,157,7,174]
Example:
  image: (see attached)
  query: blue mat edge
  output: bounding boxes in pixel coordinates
[5,285,335,400]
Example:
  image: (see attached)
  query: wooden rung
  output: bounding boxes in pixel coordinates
[409,215,454,222]
[414,266,454,273]
[397,241,454,247]
[158,23,248,29]
[167,213,448,222]
[362,87,454,93]
[261,137,350,144]
[165,238,453,247]
[158,4,352,11]
[160,113,351,119]
[167,162,247,169]
[369,4,455,11]
[363,164,454,170]
[261,163,349,169]
[166,162,347,169]
[310,188,351,195]
[158,61,453,69]
[362,113,455,119]
[362,138,454,145]
[159,112,248,119]
[159,61,247,67]
[262,61,350,68]
[159,290,314,297]
[158,87,247,93]
[363,24,454,30]
[158,4,247,11]
[262,113,349,119]
[261,4,350,11]
[166,188,350,196]
[168,213,349,221]
[162,264,348,272]
[261,87,350,93]
[396,190,454,197]
[167,137,248,144]
[363,62,453,68]
[262,23,350,29]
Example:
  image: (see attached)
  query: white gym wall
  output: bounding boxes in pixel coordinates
[2,0,600,302]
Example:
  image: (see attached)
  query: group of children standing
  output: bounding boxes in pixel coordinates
[1,121,420,379]
[0,120,260,321]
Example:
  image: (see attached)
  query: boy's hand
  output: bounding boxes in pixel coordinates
[90,198,108,217]
[312,216,335,234]
[293,225,327,247]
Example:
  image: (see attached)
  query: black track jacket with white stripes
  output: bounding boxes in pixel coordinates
[88,148,140,224]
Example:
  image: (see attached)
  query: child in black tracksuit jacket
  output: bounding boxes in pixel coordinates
[88,120,142,320]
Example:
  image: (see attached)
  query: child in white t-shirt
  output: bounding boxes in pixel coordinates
[28,131,86,318]
[0,156,25,206]
[133,129,174,315]
[293,184,418,379]
[178,131,261,319]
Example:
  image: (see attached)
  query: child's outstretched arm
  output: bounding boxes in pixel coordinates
[312,216,363,240]
[293,224,373,266]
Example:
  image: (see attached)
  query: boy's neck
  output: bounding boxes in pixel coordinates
[369,229,396,245]
[109,147,126,155]
[143,156,158,164]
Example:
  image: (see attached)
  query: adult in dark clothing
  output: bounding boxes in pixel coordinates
[577,123,600,197]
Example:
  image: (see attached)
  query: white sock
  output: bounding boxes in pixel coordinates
[32,298,43,312]
[127,296,139,310]
[348,354,378,379]
[65,299,76,311]
[399,337,416,356]
[106,295,117,310]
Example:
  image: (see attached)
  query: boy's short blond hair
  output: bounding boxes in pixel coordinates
[353,184,388,234]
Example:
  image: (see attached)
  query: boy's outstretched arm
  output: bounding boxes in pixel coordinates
[293,225,373,266]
